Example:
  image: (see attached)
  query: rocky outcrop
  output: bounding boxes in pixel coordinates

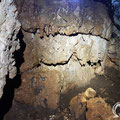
[69,88,96,119]
[69,88,119,120]
[0,0,20,98]
[14,0,112,110]
[15,0,112,39]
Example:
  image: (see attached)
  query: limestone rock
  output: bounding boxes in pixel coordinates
[0,0,20,98]
[69,92,87,119]
[86,97,118,120]
[84,88,96,99]
[69,88,96,119]
[19,30,39,73]
[107,25,120,70]
[15,0,112,39]
[14,0,112,110]
[33,33,107,92]
[69,88,119,120]
[15,67,60,110]
[35,34,107,65]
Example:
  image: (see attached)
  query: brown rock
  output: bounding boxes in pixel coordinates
[84,88,96,99]
[20,30,39,73]
[15,0,112,39]
[69,93,87,119]
[13,0,113,112]
[15,67,60,110]
[86,97,117,120]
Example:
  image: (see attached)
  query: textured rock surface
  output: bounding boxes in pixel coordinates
[15,0,112,39]
[15,67,60,109]
[0,0,20,98]
[107,2,120,71]
[86,97,117,120]
[69,88,119,120]
[69,88,96,119]
[14,0,112,110]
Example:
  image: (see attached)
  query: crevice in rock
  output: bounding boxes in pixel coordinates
[74,54,86,67]
[40,52,102,69]
[41,54,73,67]
[107,55,119,66]
[87,60,102,66]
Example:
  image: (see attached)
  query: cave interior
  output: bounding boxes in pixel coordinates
[0,0,120,120]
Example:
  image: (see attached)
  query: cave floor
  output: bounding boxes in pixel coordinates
[3,67,120,120]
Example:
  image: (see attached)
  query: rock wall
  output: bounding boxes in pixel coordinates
[0,0,20,98]
[14,0,112,110]
[69,88,118,120]
[106,0,120,70]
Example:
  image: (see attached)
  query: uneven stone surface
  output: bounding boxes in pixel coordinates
[13,0,113,110]
[69,88,96,119]
[4,70,120,120]
[86,97,118,120]
[35,34,107,65]
[0,0,20,98]
[69,88,120,120]
[15,0,112,39]
[19,30,39,73]
[107,6,120,71]
[15,67,60,109]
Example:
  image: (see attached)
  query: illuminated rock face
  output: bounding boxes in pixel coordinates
[14,0,112,109]
[0,0,20,98]
[34,34,107,90]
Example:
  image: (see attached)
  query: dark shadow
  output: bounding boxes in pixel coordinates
[0,29,26,120]
[93,0,114,22]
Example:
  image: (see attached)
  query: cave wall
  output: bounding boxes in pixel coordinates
[14,0,113,110]
[0,0,20,98]
[105,0,120,70]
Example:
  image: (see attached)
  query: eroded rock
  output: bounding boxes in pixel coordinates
[0,0,20,98]
[69,88,96,119]
[69,88,119,120]
[14,0,112,110]
[86,97,118,120]
[107,17,120,70]
[15,0,112,39]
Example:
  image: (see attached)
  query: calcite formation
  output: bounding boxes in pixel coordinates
[14,0,112,109]
[0,0,20,98]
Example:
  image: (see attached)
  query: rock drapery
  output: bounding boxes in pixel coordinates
[0,0,20,98]
[14,0,113,110]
